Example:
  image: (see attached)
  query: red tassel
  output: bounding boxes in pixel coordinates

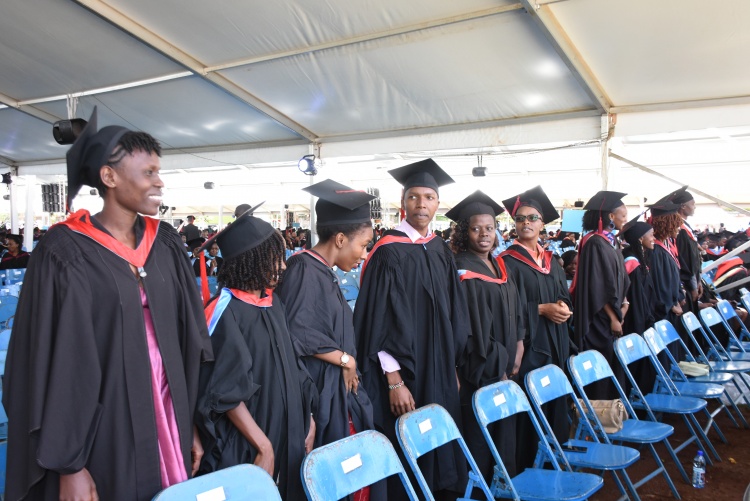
[512,196,521,217]
[199,251,210,306]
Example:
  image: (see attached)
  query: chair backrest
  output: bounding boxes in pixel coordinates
[684,311,731,361]
[614,333,653,366]
[302,430,418,501]
[0,330,10,351]
[153,464,280,500]
[568,351,639,421]
[643,329,680,393]
[717,299,750,340]
[742,291,750,312]
[654,320,698,363]
[397,404,493,500]
[700,306,723,329]
[701,305,746,354]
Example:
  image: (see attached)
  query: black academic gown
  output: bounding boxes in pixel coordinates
[500,244,573,472]
[354,231,469,498]
[2,218,213,501]
[676,224,702,315]
[650,244,684,362]
[196,292,316,500]
[574,234,630,399]
[622,249,657,394]
[455,252,524,479]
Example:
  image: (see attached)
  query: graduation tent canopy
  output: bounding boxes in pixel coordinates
[1,0,749,226]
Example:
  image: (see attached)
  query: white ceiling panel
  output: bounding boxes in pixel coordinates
[0,108,69,162]
[550,0,750,106]
[0,0,184,102]
[220,11,596,136]
[31,76,302,154]
[104,0,519,66]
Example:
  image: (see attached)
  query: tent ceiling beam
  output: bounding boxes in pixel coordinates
[610,95,750,114]
[204,3,525,72]
[609,151,750,217]
[0,91,62,124]
[519,0,611,113]
[73,0,319,142]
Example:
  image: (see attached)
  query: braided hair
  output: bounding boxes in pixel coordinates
[217,230,286,292]
[449,218,498,254]
[96,131,162,197]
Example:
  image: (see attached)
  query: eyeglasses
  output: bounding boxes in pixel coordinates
[514,214,542,223]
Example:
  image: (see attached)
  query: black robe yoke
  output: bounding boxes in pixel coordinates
[276,252,376,447]
[574,235,629,399]
[2,220,212,501]
[196,293,316,500]
[676,225,702,312]
[353,231,469,495]
[650,245,683,325]
[500,245,572,471]
[455,252,524,479]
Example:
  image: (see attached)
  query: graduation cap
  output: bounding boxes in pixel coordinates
[388,159,455,193]
[719,229,735,240]
[65,106,130,210]
[583,191,627,212]
[621,214,653,242]
[186,238,205,251]
[666,185,693,205]
[501,185,559,224]
[303,179,376,226]
[200,202,273,260]
[648,201,681,217]
[445,190,504,222]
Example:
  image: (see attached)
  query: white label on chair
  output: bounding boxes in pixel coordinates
[626,339,634,349]
[419,419,433,434]
[582,360,593,371]
[341,453,363,474]
[493,393,507,406]
[196,486,226,501]
[541,376,550,387]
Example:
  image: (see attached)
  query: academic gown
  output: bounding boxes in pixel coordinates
[650,244,684,362]
[196,290,317,500]
[574,234,630,399]
[500,244,573,472]
[455,252,524,479]
[676,225,702,315]
[354,230,469,498]
[622,249,657,394]
[2,217,213,501]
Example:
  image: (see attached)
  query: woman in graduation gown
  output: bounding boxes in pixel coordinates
[196,212,317,500]
[448,191,524,479]
[621,217,658,393]
[571,191,630,399]
[277,179,383,500]
[648,203,685,326]
[2,108,213,501]
[499,186,573,472]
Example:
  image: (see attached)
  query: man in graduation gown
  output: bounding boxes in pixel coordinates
[354,159,469,500]
[499,186,573,472]
[3,108,213,501]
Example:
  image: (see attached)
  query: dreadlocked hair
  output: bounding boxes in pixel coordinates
[582,210,611,232]
[651,213,682,241]
[623,232,651,272]
[96,131,162,197]
[317,221,372,243]
[449,218,498,254]
[217,230,286,292]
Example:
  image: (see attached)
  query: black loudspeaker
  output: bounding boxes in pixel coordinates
[574,200,584,208]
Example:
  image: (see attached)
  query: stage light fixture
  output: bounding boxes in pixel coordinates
[204,182,216,189]
[472,167,487,177]
[52,118,88,145]
[298,154,318,176]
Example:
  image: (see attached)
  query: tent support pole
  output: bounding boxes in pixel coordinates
[24,175,35,252]
[609,151,750,217]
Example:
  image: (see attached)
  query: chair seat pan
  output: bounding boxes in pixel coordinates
[724,352,750,362]
[639,393,707,413]
[686,372,734,383]
[671,381,726,399]
[709,361,750,372]
[562,440,640,469]
[509,469,604,501]
[608,419,674,442]
[728,341,750,351]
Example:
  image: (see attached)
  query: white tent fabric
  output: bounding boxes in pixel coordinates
[0,0,748,223]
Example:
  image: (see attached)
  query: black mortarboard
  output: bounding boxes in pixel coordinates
[719,230,735,240]
[65,106,129,210]
[234,204,252,218]
[200,202,272,260]
[501,185,559,224]
[583,190,627,212]
[445,190,504,222]
[388,159,455,193]
[706,232,720,242]
[303,179,376,226]
[667,185,694,205]
[621,215,653,242]
[187,238,205,251]
[649,201,681,217]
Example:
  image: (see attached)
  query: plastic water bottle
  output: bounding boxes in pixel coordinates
[692,450,706,488]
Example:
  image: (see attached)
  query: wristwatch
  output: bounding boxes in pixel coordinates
[340,352,350,367]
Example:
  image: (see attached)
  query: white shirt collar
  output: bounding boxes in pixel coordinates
[395,218,431,243]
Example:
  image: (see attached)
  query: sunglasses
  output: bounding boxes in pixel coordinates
[514,214,542,223]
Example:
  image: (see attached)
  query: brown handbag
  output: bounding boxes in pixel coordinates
[575,399,628,434]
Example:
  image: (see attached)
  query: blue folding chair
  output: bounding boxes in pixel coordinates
[653,320,748,429]
[153,464,280,500]
[0,330,10,351]
[569,350,683,497]
[524,365,640,501]
[1,391,9,497]
[741,289,750,313]
[0,303,16,331]
[0,391,6,441]
[615,334,720,464]
[396,404,493,500]
[643,327,731,441]
[302,430,418,501]
[472,380,604,501]
[716,299,750,350]
[699,306,750,361]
